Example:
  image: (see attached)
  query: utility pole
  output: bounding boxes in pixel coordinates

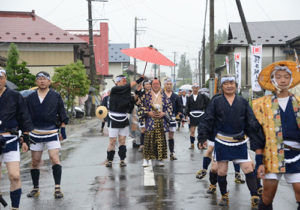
[209,0,215,97]
[236,0,252,86]
[134,17,137,80]
[87,0,108,86]
[192,58,198,83]
[153,64,157,78]
[173,51,176,90]
[201,0,208,88]
[133,17,146,80]
[198,50,201,86]
[236,0,253,45]
[87,0,96,85]
[183,54,186,84]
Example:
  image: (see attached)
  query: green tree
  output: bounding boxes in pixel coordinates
[52,61,90,116]
[122,70,131,83]
[5,43,35,90]
[204,29,228,73]
[177,54,192,87]
[6,43,19,77]
[7,61,35,90]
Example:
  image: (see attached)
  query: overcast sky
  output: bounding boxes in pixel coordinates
[2,0,300,75]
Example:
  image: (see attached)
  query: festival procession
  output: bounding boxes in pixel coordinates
[1,0,300,209]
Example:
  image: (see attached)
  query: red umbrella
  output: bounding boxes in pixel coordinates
[121,45,175,75]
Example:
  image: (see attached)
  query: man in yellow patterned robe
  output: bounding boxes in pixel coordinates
[253,61,300,209]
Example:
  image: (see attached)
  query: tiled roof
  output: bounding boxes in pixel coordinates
[228,20,300,45]
[109,43,130,63]
[0,10,86,44]
[216,20,300,54]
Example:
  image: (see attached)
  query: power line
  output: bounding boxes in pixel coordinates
[222,0,229,28]
[146,27,200,45]
[44,0,66,18]
[254,0,285,35]
[140,1,201,31]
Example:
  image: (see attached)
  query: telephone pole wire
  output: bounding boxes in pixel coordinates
[133,17,146,80]
[173,51,176,90]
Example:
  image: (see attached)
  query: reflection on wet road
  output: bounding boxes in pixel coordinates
[0,118,296,209]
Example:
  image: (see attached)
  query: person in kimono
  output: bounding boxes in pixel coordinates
[136,80,152,155]
[164,78,182,160]
[252,61,300,210]
[139,78,173,167]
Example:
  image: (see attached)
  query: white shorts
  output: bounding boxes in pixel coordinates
[0,148,20,163]
[265,173,300,184]
[214,151,251,164]
[232,152,252,164]
[169,126,176,132]
[30,140,61,152]
[108,126,129,138]
[207,140,215,147]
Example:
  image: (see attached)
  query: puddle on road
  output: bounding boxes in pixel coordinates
[81,127,102,137]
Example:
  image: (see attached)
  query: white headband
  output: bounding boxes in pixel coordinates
[271,65,293,93]
[221,76,235,85]
[192,84,199,88]
[164,78,172,84]
[143,80,151,85]
[273,65,292,75]
[0,69,6,76]
[36,72,50,80]
[115,76,126,83]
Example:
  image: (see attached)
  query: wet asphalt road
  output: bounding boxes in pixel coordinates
[0,118,297,210]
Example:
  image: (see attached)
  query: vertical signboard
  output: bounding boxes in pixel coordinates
[251,45,263,92]
[234,53,242,92]
[225,56,230,74]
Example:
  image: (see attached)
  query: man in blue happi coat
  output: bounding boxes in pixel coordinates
[26,71,68,199]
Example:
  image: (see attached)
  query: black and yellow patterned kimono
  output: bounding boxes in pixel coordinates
[139,90,173,160]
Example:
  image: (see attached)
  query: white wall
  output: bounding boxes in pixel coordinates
[0,43,74,52]
[105,63,123,90]
[230,46,287,87]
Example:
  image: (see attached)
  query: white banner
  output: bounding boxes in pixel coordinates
[234,53,242,91]
[250,45,263,92]
[225,56,229,74]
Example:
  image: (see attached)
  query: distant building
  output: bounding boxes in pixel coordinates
[0,10,131,91]
[70,29,130,90]
[124,64,143,84]
[216,20,300,89]
[0,56,6,67]
[70,22,109,78]
[0,10,87,76]
[106,43,130,89]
